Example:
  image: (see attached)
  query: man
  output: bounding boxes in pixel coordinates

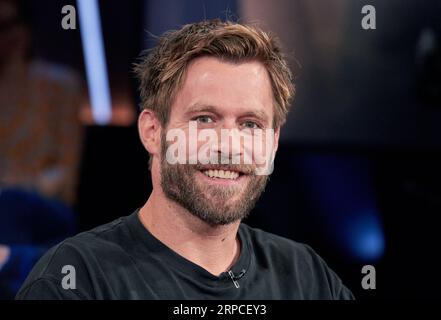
[0,0,79,299]
[0,0,83,205]
[16,20,354,299]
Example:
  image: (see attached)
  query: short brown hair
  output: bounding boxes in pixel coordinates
[134,19,294,128]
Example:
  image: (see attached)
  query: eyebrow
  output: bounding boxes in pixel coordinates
[185,104,219,115]
[185,103,270,123]
[239,110,270,123]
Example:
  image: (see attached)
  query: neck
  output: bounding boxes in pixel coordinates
[138,189,241,276]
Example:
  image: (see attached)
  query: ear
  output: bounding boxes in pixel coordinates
[138,109,161,158]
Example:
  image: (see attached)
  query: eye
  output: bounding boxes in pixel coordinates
[242,120,260,129]
[193,115,214,124]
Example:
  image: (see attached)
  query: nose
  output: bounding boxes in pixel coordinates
[213,123,243,164]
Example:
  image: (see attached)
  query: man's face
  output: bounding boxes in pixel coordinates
[0,0,27,67]
[159,56,278,226]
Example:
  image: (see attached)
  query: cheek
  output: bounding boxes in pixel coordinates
[241,131,273,158]
[249,130,277,175]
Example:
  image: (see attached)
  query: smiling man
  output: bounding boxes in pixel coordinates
[16,20,354,299]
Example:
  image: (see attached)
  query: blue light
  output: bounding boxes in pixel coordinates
[346,212,385,261]
[78,0,112,125]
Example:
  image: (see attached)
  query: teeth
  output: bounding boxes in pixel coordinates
[203,170,239,180]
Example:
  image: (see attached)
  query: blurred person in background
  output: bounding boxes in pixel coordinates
[0,0,81,298]
[0,0,82,203]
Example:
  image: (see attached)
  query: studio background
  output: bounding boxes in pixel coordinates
[1,0,440,299]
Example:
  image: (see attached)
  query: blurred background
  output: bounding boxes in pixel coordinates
[0,0,440,299]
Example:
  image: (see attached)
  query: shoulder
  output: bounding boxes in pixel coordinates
[47,215,130,261]
[16,215,133,299]
[29,60,82,90]
[240,223,318,261]
[240,223,355,299]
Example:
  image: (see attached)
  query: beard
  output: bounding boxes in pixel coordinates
[159,132,269,226]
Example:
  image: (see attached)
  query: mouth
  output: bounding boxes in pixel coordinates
[202,169,241,180]
[196,167,249,185]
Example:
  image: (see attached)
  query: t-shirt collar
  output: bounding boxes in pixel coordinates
[126,208,253,286]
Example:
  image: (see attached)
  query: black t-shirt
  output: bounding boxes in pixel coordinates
[16,209,354,300]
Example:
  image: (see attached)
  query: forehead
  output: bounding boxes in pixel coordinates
[171,56,274,119]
